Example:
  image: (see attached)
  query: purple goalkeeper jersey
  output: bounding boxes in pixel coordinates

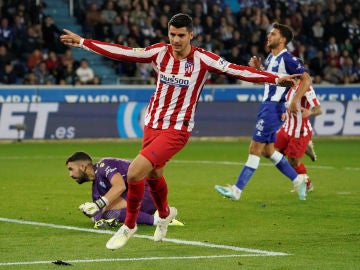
[91,157,156,215]
[91,157,130,201]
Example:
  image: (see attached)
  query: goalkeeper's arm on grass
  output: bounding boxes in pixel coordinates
[79,173,127,218]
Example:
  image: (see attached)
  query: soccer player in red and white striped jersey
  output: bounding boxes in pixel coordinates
[275,81,322,192]
[60,13,300,250]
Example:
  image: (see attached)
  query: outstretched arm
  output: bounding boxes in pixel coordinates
[288,72,312,114]
[60,29,82,47]
[60,29,158,63]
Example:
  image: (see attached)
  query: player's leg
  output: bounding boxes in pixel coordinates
[265,142,306,200]
[274,127,289,155]
[215,103,278,201]
[94,197,126,229]
[287,135,314,192]
[100,209,158,226]
[215,140,263,200]
[289,159,313,192]
[305,140,317,162]
[266,143,296,180]
[106,154,152,250]
[124,154,152,228]
[141,128,190,240]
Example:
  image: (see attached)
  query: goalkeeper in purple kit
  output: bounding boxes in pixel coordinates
[65,151,183,228]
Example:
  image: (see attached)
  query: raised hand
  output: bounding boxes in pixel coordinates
[248,56,262,70]
[60,29,82,47]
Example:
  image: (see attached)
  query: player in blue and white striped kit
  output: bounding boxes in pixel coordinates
[215,22,312,201]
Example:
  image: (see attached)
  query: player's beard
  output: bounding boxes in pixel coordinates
[267,39,279,50]
[75,171,90,184]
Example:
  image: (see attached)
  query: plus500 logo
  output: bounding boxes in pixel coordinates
[159,73,189,88]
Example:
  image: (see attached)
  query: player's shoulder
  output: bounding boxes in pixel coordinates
[193,45,213,55]
[145,42,168,52]
[95,158,109,171]
[193,45,206,53]
[282,51,299,63]
[282,52,304,73]
[193,46,221,62]
[98,157,130,165]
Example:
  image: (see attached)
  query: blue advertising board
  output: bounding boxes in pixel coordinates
[1,85,360,103]
[0,101,359,139]
[0,85,359,139]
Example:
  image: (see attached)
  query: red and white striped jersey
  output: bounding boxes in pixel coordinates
[81,39,280,131]
[282,85,321,138]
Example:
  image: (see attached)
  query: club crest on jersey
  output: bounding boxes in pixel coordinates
[185,61,194,74]
[159,72,190,88]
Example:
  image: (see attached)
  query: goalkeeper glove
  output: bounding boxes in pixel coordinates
[79,196,109,217]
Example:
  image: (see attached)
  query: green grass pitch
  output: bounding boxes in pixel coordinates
[0,137,359,269]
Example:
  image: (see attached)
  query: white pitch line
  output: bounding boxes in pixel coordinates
[0,254,280,267]
[0,217,289,257]
[171,159,335,170]
[0,155,342,170]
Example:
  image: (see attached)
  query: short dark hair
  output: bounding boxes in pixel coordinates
[65,151,92,165]
[168,13,193,32]
[272,22,294,44]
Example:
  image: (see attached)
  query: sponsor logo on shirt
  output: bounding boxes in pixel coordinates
[104,166,117,177]
[216,58,228,71]
[159,72,190,88]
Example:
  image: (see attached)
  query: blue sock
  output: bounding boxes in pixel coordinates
[270,151,297,181]
[235,166,256,190]
[235,154,260,190]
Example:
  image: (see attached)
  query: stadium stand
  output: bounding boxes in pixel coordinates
[41,0,118,84]
[0,0,359,85]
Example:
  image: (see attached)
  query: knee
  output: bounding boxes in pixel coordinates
[127,154,153,181]
[288,158,298,168]
[127,171,138,182]
[249,146,262,157]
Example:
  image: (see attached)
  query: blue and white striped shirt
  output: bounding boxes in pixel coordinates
[263,49,305,103]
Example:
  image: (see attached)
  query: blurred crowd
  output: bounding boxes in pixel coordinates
[0,0,102,85]
[1,0,360,85]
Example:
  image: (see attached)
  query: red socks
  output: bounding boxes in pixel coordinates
[124,179,145,229]
[294,163,307,175]
[124,176,170,228]
[146,176,169,218]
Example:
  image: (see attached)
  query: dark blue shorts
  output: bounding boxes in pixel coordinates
[252,101,286,143]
